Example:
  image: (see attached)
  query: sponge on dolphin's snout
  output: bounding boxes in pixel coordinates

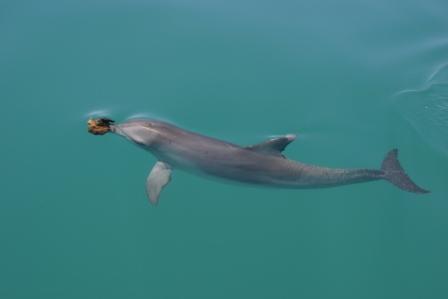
[87,118,114,135]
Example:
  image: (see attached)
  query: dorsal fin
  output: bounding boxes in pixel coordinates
[245,134,296,157]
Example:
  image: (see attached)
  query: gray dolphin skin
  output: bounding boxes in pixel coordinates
[88,118,429,204]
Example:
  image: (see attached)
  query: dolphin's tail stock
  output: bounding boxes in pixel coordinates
[381,149,429,194]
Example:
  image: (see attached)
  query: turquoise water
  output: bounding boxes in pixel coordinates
[1,0,448,298]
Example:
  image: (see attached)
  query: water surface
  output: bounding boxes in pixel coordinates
[1,0,447,298]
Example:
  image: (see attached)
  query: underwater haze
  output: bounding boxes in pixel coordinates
[1,0,448,298]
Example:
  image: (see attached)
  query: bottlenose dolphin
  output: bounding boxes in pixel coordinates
[88,118,429,204]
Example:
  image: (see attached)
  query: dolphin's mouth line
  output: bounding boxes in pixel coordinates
[87,118,115,135]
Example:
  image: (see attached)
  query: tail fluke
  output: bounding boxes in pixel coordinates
[381,149,429,194]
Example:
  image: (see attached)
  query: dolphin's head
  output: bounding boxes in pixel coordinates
[109,119,160,147]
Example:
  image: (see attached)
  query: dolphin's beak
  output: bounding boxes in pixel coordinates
[87,118,114,135]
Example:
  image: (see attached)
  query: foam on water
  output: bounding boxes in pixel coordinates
[84,108,114,119]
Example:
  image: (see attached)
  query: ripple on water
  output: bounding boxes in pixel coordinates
[394,63,448,155]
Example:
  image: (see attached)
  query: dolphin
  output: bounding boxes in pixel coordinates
[88,118,429,204]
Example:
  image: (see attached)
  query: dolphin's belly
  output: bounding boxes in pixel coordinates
[155,146,380,189]
[153,143,306,186]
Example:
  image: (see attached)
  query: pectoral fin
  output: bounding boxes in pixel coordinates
[146,161,172,205]
[245,134,296,157]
